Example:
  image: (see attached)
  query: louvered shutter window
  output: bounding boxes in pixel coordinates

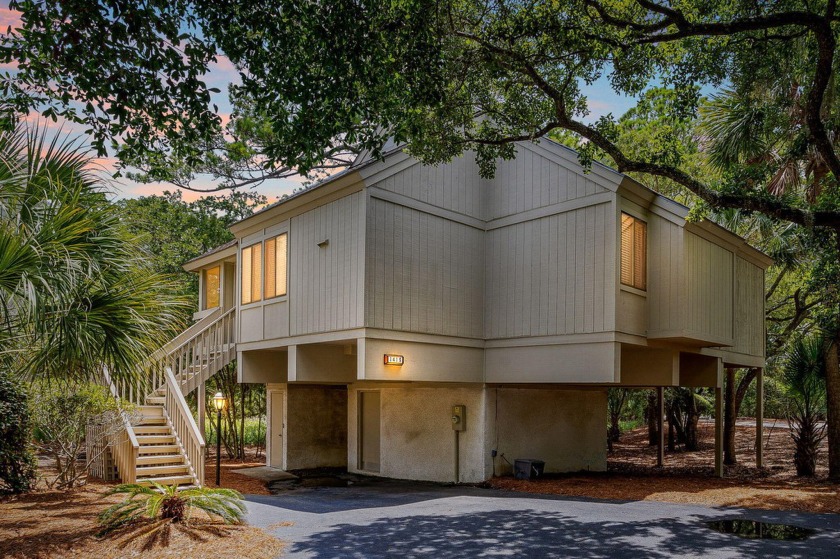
[241,243,263,304]
[621,213,647,291]
[204,266,220,309]
[265,233,288,298]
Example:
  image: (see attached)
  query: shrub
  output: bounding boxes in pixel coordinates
[30,382,124,489]
[783,336,827,477]
[0,371,37,494]
[98,483,246,535]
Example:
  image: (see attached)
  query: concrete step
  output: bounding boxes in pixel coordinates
[136,454,185,466]
[136,435,176,445]
[136,474,194,488]
[138,444,181,455]
[136,464,190,477]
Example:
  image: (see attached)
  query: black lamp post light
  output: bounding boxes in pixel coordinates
[213,391,227,486]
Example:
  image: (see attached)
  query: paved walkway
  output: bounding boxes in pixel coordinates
[245,481,840,558]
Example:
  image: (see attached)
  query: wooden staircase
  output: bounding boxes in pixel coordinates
[133,405,195,487]
[100,307,236,488]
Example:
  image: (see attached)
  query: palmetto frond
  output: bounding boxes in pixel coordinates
[99,483,247,535]
[783,335,827,476]
[0,122,189,384]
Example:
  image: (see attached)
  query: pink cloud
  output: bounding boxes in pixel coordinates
[0,7,22,30]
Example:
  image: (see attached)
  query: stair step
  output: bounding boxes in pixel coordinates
[136,464,190,476]
[136,435,176,445]
[138,445,181,455]
[145,396,165,405]
[136,454,185,466]
[137,405,164,416]
[137,417,168,426]
[136,475,195,488]
[134,425,172,435]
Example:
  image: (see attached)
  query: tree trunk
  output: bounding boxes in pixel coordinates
[239,385,246,459]
[827,229,840,481]
[647,390,658,446]
[684,391,701,451]
[723,368,759,466]
[826,327,840,480]
[724,369,737,465]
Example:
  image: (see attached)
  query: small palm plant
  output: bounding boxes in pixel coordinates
[98,482,246,535]
[783,335,828,477]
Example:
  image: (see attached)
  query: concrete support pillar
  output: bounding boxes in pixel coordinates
[756,368,764,469]
[714,385,723,478]
[198,381,206,437]
[657,386,665,468]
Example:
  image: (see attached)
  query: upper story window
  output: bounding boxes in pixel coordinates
[265,233,288,299]
[203,265,220,309]
[621,213,647,291]
[241,242,263,304]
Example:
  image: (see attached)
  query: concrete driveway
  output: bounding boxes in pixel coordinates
[244,479,840,558]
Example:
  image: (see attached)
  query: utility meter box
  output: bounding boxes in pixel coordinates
[451,405,466,431]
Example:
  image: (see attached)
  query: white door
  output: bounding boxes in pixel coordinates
[268,389,285,469]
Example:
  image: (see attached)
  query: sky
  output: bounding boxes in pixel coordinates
[0,4,638,204]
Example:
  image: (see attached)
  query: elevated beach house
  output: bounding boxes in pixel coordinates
[99,140,770,487]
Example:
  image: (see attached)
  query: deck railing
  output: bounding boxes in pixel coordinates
[96,307,235,486]
[101,367,139,483]
[164,366,205,485]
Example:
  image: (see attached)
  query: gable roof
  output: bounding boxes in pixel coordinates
[223,138,771,267]
[182,238,237,272]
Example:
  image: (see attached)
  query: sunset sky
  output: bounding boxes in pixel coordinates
[1,4,637,204]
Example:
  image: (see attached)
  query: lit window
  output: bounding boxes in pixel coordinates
[621,213,647,291]
[204,266,220,309]
[265,233,288,298]
[241,243,262,304]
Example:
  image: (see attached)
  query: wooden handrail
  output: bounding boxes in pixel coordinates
[164,366,205,486]
[101,366,139,483]
[164,307,234,358]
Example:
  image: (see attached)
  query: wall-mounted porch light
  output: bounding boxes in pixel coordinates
[384,354,405,366]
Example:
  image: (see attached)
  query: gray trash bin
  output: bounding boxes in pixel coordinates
[513,459,545,480]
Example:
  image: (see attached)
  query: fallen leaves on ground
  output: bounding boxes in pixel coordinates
[0,473,283,559]
[490,421,840,514]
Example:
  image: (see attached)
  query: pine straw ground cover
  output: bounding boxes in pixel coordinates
[490,420,840,515]
[0,457,283,559]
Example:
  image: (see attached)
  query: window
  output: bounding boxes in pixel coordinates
[265,233,288,298]
[204,266,220,309]
[621,213,647,291]
[241,243,262,304]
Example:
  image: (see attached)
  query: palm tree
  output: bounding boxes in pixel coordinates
[784,335,828,476]
[0,123,187,384]
[98,483,246,535]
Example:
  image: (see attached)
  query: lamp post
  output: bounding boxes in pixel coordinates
[213,392,226,486]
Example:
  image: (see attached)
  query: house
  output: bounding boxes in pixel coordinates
[98,139,768,488]
[174,139,771,485]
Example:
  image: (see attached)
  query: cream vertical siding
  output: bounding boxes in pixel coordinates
[289,192,366,336]
[369,154,486,219]
[731,256,765,358]
[647,220,737,347]
[364,198,485,338]
[683,232,734,344]
[485,203,613,338]
[486,148,608,219]
[647,215,685,335]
